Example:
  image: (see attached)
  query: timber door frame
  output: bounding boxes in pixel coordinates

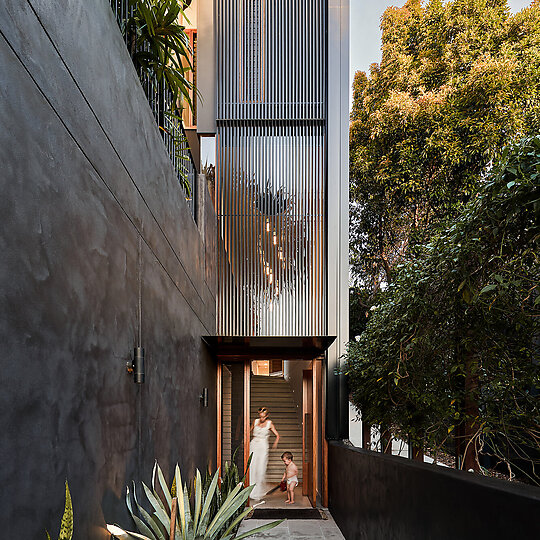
[216,360,251,485]
[218,358,322,505]
[302,359,321,507]
[243,359,251,484]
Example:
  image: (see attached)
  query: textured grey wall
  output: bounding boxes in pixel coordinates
[0,1,216,538]
[329,442,540,540]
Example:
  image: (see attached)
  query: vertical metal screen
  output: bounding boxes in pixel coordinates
[216,0,327,336]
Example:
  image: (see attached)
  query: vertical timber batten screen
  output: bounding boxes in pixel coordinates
[216,0,327,336]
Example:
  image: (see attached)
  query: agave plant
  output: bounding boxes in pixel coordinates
[45,480,73,540]
[199,450,253,536]
[111,461,280,540]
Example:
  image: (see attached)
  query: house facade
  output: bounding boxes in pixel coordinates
[194,0,349,505]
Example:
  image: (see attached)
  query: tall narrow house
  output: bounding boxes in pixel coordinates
[197,0,349,504]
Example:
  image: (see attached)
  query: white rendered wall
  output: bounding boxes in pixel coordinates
[327,0,350,438]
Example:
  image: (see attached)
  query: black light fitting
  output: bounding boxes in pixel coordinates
[126,346,145,384]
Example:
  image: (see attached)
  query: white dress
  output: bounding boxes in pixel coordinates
[249,419,272,499]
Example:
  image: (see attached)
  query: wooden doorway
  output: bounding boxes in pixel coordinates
[218,358,321,507]
[302,360,321,507]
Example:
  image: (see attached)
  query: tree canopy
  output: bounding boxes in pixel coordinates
[348,0,540,480]
[347,135,539,480]
[350,0,540,294]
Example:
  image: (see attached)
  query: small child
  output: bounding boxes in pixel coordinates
[281,451,298,504]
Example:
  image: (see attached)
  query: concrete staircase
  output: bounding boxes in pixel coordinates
[250,375,303,484]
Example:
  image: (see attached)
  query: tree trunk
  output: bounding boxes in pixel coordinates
[411,441,424,462]
[362,422,371,450]
[380,427,393,454]
[462,354,480,471]
[456,353,480,472]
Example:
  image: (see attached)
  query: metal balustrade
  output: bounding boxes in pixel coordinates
[109,0,197,217]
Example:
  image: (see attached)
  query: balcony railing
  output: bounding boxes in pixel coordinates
[109,0,197,217]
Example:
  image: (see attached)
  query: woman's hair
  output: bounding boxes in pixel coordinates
[258,407,268,414]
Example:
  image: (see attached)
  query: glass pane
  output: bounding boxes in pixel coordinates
[221,363,244,473]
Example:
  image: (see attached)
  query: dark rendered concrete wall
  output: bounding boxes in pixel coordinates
[0,1,217,538]
[328,442,540,540]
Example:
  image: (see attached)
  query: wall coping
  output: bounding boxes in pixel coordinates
[328,440,540,501]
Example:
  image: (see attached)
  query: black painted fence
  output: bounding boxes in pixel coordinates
[328,441,540,540]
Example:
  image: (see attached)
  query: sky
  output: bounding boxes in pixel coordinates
[350,0,534,101]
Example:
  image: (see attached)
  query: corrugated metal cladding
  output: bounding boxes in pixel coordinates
[216,0,327,336]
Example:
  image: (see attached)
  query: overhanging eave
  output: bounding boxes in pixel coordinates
[201,336,336,361]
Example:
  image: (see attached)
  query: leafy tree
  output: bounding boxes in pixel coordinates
[347,136,539,480]
[350,0,540,296]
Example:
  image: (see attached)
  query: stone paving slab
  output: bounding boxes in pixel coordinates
[237,510,345,539]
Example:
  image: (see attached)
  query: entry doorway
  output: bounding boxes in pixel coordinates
[218,359,323,508]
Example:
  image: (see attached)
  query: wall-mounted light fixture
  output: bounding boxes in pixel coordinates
[200,387,208,407]
[126,346,145,383]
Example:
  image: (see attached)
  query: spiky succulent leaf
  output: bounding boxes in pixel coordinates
[206,486,254,539]
[220,507,252,538]
[142,482,170,532]
[196,470,219,535]
[193,469,202,532]
[205,483,246,538]
[154,461,172,513]
[174,465,187,539]
[233,519,284,540]
[134,483,166,540]
[182,484,191,524]
[126,485,159,540]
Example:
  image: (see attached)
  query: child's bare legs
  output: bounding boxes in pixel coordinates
[285,482,296,504]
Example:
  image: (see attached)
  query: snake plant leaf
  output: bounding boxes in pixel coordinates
[193,469,203,532]
[45,530,52,540]
[233,519,285,540]
[171,475,177,499]
[58,480,73,540]
[142,482,170,532]
[154,461,172,513]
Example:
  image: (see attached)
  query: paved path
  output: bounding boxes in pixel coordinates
[237,509,346,539]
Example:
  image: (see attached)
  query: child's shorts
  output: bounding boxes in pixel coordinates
[286,475,298,487]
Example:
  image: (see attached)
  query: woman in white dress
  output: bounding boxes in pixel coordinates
[249,407,280,500]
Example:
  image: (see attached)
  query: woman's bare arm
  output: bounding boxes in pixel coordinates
[270,422,280,449]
